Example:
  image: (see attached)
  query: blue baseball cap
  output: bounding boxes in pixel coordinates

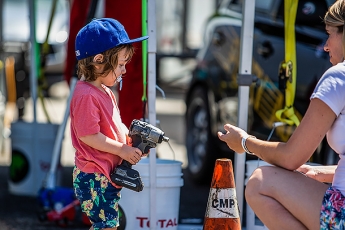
[75,18,149,60]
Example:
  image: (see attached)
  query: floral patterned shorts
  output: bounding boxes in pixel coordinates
[73,166,122,230]
[320,186,345,229]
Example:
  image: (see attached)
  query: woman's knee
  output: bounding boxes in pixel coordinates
[245,166,274,200]
[245,167,261,199]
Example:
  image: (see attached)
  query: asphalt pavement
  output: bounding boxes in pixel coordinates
[0,81,209,230]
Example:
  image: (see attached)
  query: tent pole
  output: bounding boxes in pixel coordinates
[29,0,37,123]
[235,0,255,224]
[147,0,157,229]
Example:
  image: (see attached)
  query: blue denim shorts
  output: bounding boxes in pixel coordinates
[320,186,345,229]
[73,166,122,230]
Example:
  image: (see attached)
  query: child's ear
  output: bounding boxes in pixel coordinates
[93,54,104,63]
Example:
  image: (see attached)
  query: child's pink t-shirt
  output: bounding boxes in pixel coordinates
[70,81,127,188]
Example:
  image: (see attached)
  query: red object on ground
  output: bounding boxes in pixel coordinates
[46,199,91,227]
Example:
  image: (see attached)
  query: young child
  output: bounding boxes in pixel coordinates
[70,18,148,230]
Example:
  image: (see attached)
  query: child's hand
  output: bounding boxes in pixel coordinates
[126,135,149,158]
[142,150,150,158]
[126,135,133,146]
[119,144,142,165]
[125,135,149,159]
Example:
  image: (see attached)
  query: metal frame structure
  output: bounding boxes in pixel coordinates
[147,0,159,229]
[26,0,255,228]
[235,0,256,223]
[149,0,256,226]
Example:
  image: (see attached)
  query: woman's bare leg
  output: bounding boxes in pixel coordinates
[245,166,329,230]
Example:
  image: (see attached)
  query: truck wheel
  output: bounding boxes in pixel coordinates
[186,87,218,185]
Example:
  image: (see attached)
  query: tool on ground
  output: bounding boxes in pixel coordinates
[111,119,169,192]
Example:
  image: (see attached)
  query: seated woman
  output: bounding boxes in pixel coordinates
[218,0,345,229]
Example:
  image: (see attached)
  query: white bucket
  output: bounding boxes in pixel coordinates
[119,158,183,230]
[245,160,271,230]
[8,121,60,196]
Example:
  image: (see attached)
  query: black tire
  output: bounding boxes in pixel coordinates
[186,86,219,185]
[37,210,48,222]
[56,218,68,227]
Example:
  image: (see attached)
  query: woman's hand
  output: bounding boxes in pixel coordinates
[296,164,336,183]
[296,164,317,179]
[217,124,248,153]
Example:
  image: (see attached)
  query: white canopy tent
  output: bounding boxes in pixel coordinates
[28,0,255,228]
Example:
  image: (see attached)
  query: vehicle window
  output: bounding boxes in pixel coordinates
[255,0,274,12]
[276,0,328,28]
[224,0,274,13]
[326,0,336,7]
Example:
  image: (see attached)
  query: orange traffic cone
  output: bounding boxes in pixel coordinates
[203,158,241,230]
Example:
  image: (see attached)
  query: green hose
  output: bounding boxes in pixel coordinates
[142,0,148,112]
[37,0,58,123]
